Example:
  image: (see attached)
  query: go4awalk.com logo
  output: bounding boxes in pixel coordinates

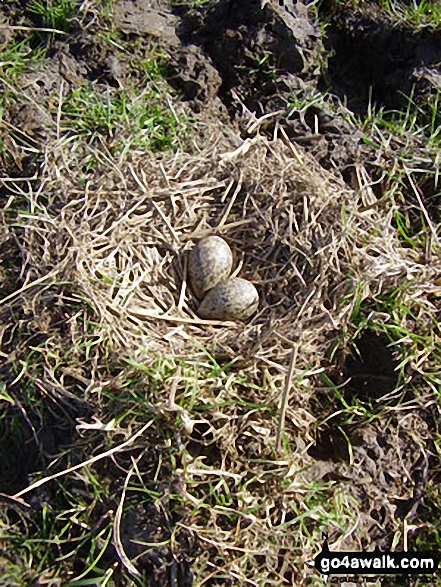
[314,535,439,577]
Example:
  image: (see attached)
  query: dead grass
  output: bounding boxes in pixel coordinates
[1,1,441,584]
[1,109,440,583]
[15,121,440,365]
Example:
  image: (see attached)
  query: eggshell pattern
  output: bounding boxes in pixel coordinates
[198,277,259,321]
[189,236,233,298]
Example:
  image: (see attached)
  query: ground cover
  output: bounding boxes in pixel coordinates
[0,1,440,585]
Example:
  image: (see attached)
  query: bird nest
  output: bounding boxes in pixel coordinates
[9,123,440,579]
[21,128,427,381]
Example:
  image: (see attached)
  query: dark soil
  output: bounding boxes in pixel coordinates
[319,1,441,114]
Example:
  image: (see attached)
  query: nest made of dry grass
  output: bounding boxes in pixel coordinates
[19,128,438,374]
[5,124,441,583]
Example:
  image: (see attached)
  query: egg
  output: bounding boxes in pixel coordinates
[197,277,259,321]
[189,235,233,299]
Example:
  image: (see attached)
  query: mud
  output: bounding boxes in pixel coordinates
[115,0,180,45]
[3,0,439,177]
[343,330,399,400]
[0,401,82,495]
[172,0,320,109]
[319,3,441,113]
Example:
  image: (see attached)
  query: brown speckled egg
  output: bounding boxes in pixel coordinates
[198,277,259,321]
[189,236,233,299]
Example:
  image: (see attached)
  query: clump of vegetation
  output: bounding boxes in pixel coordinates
[62,81,192,152]
[317,0,441,28]
[28,0,80,32]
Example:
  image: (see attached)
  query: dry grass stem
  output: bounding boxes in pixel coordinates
[13,420,154,500]
[276,345,298,453]
[3,121,440,584]
[113,460,141,577]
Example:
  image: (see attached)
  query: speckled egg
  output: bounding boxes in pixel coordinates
[189,235,233,299]
[197,277,259,321]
